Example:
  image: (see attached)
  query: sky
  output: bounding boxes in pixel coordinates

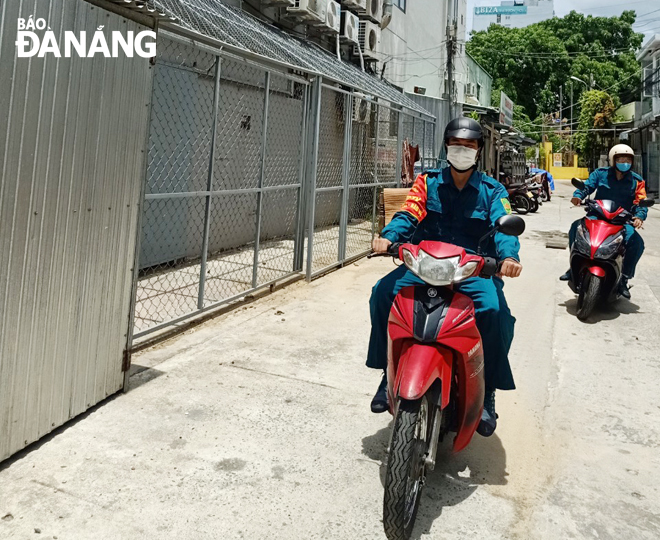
[467,0,660,43]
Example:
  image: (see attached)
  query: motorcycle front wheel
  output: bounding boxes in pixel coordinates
[529,198,540,212]
[383,396,432,540]
[577,273,602,321]
[512,194,531,214]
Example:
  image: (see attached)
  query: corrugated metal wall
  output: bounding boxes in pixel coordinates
[0,0,153,461]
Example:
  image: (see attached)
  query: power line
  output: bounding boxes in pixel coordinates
[635,7,660,20]
[635,17,660,29]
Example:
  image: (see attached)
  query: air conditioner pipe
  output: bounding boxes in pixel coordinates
[336,33,341,61]
[381,0,392,30]
[357,42,365,71]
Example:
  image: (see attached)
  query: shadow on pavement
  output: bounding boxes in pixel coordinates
[361,425,507,539]
[127,365,165,390]
[559,297,640,323]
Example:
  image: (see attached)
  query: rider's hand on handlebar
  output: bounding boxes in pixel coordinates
[570,197,582,206]
[372,237,392,254]
[498,258,523,278]
[633,217,644,229]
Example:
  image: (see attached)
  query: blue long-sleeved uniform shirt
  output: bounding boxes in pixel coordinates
[573,167,648,220]
[381,167,520,261]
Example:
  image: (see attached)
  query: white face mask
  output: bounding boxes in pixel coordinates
[447,145,478,171]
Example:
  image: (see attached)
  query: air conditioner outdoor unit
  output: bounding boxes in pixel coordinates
[262,0,295,7]
[353,93,372,123]
[466,83,476,96]
[287,0,327,23]
[353,20,380,59]
[341,10,359,43]
[314,0,341,33]
[341,0,367,13]
[361,0,381,24]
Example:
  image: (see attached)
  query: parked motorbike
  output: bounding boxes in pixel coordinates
[567,178,654,320]
[525,181,543,213]
[370,215,525,540]
[505,183,536,214]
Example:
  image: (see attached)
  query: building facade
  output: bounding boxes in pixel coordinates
[379,0,467,101]
[631,34,660,196]
[471,0,554,33]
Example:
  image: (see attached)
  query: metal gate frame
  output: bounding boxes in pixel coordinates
[131,31,436,340]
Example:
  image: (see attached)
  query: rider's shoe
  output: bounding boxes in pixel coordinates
[559,269,571,281]
[618,276,631,300]
[370,372,388,413]
[477,387,497,437]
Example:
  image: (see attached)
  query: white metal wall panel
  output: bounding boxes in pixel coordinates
[0,0,153,461]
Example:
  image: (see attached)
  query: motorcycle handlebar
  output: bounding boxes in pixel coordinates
[367,242,402,259]
[579,199,638,224]
[480,257,501,278]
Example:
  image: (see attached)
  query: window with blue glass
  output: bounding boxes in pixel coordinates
[394,0,406,12]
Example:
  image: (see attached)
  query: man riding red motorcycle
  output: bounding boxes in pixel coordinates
[367,117,522,437]
[560,144,648,298]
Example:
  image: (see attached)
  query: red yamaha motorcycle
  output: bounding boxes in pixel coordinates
[372,215,525,540]
[568,178,654,320]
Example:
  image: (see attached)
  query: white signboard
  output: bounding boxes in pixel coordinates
[553,153,563,168]
[499,91,514,127]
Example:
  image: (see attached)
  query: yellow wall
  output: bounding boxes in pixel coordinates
[541,142,590,180]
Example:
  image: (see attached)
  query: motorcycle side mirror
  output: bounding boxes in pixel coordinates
[571,178,586,190]
[495,215,526,237]
[639,198,655,208]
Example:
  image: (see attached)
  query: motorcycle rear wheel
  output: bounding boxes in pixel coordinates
[383,396,431,540]
[512,194,531,214]
[577,273,602,321]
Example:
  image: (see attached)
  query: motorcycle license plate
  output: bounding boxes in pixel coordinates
[526,192,534,199]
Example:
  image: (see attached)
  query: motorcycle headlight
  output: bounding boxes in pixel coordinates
[401,250,478,286]
[594,233,624,259]
[575,225,591,255]
[417,252,460,286]
[454,261,479,282]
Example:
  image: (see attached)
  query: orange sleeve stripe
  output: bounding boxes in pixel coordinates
[634,180,647,205]
[400,174,428,222]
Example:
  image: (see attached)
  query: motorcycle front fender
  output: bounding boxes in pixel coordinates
[394,343,452,409]
[586,265,606,278]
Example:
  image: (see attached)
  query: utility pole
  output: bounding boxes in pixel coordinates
[570,80,573,155]
[559,84,563,162]
[445,0,458,114]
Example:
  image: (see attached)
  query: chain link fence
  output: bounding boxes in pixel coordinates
[134,36,435,339]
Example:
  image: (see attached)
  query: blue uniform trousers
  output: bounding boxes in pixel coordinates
[366,265,516,390]
[568,220,644,278]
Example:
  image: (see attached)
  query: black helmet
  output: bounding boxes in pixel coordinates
[443,117,484,148]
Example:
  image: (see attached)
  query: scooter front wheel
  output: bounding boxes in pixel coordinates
[383,396,431,540]
[529,198,540,212]
[577,273,602,321]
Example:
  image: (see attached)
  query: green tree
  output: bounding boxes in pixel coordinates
[469,24,569,118]
[574,90,617,165]
[467,11,643,119]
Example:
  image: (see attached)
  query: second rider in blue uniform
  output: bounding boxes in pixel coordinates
[368,118,523,436]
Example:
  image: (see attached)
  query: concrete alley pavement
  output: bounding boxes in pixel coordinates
[1,181,659,540]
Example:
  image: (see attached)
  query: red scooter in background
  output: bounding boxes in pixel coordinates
[568,178,655,320]
[371,215,525,540]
